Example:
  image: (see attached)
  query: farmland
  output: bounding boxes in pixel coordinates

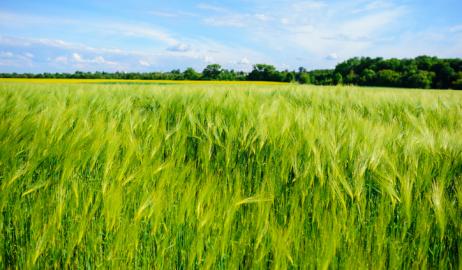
[0,81,461,269]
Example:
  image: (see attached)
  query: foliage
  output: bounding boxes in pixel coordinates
[308,69,335,85]
[182,67,201,80]
[202,64,223,80]
[334,56,462,89]
[1,82,461,268]
[248,64,284,82]
[1,56,461,89]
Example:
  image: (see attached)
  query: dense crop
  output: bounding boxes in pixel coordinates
[0,82,461,269]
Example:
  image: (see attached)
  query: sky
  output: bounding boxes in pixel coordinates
[0,0,461,72]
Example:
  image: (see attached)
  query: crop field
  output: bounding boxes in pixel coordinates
[0,81,461,269]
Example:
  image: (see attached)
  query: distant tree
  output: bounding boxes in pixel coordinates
[345,70,358,84]
[298,67,307,73]
[1,55,461,89]
[333,73,343,85]
[309,70,334,85]
[335,57,360,76]
[405,70,434,89]
[452,72,462,90]
[219,69,238,81]
[248,64,281,81]
[283,71,295,82]
[376,69,401,87]
[298,73,310,84]
[432,62,455,89]
[183,67,201,80]
[202,64,222,80]
[415,55,436,70]
[359,69,376,85]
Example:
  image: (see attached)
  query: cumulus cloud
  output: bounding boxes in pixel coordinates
[50,53,118,69]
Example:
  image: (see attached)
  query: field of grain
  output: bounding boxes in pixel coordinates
[0,82,461,269]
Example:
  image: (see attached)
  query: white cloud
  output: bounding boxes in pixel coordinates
[72,53,83,62]
[449,24,462,33]
[150,11,178,18]
[203,55,214,63]
[238,57,250,65]
[65,53,118,67]
[280,18,290,25]
[232,0,414,68]
[352,0,393,14]
[0,10,77,26]
[0,9,281,69]
[54,56,68,64]
[109,24,179,46]
[0,33,267,72]
[0,11,181,47]
[3,2,458,72]
[203,16,246,28]
[254,14,270,22]
[0,50,34,68]
[167,43,191,52]
[339,8,406,39]
[196,3,228,13]
[203,12,274,28]
[138,60,151,67]
[326,53,338,60]
[0,51,14,58]
[148,10,197,18]
[292,1,327,10]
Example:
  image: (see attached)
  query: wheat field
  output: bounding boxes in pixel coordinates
[0,82,461,269]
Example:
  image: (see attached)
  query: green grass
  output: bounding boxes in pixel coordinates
[0,82,461,269]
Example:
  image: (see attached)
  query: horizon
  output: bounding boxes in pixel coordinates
[0,55,459,75]
[1,0,461,73]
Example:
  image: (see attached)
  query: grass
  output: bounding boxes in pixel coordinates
[0,82,461,269]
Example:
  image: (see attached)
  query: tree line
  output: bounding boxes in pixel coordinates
[1,56,461,89]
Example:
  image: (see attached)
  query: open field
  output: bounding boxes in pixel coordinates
[0,82,461,269]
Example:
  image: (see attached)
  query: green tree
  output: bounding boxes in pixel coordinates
[183,68,200,80]
[345,70,358,84]
[298,73,310,84]
[248,64,281,81]
[432,62,455,89]
[359,69,376,85]
[376,69,401,87]
[452,72,462,90]
[406,71,434,89]
[333,73,343,85]
[202,64,222,80]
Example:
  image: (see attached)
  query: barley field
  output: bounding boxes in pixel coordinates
[0,81,461,269]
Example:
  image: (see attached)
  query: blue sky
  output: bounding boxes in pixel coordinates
[0,0,461,72]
